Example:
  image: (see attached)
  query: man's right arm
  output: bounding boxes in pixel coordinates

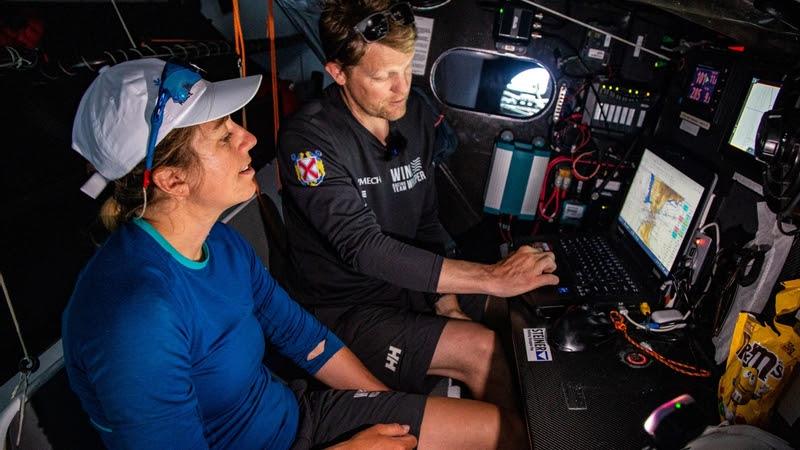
[278,121,558,299]
[437,246,559,298]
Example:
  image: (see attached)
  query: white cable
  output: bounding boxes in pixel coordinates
[1,272,31,447]
[0,273,29,361]
[110,0,137,49]
[697,221,721,297]
[699,222,721,260]
[621,309,686,332]
[621,310,649,330]
[137,187,148,219]
[654,323,686,332]
[411,0,452,11]
[519,0,671,61]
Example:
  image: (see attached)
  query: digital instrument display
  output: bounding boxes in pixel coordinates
[687,65,720,105]
[728,78,782,156]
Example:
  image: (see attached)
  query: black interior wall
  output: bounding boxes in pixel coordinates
[412,1,718,236]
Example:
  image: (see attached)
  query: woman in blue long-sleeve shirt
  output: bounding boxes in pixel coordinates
[62,58,520,450]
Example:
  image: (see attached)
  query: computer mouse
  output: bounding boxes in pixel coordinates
[550,306,615,352]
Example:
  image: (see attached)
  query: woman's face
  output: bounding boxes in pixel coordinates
[187,116,258,213]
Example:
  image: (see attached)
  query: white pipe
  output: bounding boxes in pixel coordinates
[520,0,672,61]
[0,397,22,450]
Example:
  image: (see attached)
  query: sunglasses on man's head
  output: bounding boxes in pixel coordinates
[332,2,416,61]
[354,2,415,42]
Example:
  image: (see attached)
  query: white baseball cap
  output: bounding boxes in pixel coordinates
[72,58,262,198]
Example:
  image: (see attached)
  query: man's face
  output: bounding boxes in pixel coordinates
[334,43,415,122]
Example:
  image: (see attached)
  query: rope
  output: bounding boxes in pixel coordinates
[1,273,30,362]
[231,0,249,129]
[609,310,711,378]
[267,0,280,146]
[1,272,34,446]
[109,0,137,49]
[267,0,283,191]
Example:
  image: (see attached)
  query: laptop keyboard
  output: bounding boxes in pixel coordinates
[560,236,640,297]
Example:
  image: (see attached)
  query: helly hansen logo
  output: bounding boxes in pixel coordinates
[390,157,427,193]
[385,345,402,372]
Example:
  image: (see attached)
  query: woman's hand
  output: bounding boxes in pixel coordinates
[328,423,417,450]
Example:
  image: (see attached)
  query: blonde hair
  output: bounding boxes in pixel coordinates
[320,0,417,68]
[99,126,199,231]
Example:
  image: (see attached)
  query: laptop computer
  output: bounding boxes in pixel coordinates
[519,146,718,306]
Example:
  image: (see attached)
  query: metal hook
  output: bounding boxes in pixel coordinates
[103,50,117,65]
[129,47,144,59]
[116,48,129,61]
[5,46,21,69]
[141,44,158,56]
[174,43,188,60]
[161,45,175,59]
[80,55,96,72]
[197,41,210,58]
[39,65,58,80]
[190,43,202,58]
[58,61,77,76]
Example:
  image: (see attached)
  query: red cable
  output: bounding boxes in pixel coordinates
[539,188,560,221]
[609,311,711,377]
[572,151,601,181]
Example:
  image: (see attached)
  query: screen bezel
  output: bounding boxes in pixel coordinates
[613,146,718,281]
[727,78,782,156]
[722,74,783,183]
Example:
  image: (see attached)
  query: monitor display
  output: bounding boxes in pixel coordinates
[687,65,720,105]
[728,78,782,156]
[618,150,706,276]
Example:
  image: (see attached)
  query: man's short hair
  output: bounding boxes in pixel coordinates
[320,0,417,68]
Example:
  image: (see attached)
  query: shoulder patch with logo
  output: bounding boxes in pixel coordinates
[292,150,326,187]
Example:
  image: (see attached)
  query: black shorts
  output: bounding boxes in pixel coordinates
[313,292,487,393]
[289,380,427,450]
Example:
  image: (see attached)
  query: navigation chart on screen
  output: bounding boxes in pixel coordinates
[619,150,704,274]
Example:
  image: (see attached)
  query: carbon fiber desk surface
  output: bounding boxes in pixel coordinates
[509,298,718,450]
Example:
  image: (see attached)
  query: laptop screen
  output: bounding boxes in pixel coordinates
[617,149,706,276]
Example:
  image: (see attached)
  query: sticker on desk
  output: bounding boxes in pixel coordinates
[523,328,552,362]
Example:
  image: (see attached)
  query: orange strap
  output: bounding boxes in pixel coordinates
[266,0,282,191]
[232,0,247,76]
[232,0,248,128]
[609,310,711,378]
[266,0,280,146]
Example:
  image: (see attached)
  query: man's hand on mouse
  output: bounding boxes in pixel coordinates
[486,245,559,297]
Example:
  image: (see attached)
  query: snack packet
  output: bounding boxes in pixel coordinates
[719,279,800,426]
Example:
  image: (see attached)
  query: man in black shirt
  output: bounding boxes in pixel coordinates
[278,0,558,419]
